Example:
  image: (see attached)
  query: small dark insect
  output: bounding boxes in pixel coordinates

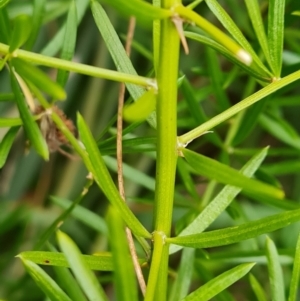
[34,105,78,158]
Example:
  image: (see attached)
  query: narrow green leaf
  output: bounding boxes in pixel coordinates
[182,148,283,199]
[25,0,46,50]
[204,0,272,76]
[77,113,151,238]
[57,231,108,301]
[266,237,286,301]
[18,257,72,301]
[244,0,272,72]
[9,15,32,52]
[99,0,171,23]
[249,274,268,301]
[56,0,77,87]
[167,208,300,248]
[170,147,268,254]
[107,207,138,301]
[168,248,195,301]
[259,113,300,150]
[288,232,300,301]
[0,6,11,43]
[267,0,285,77]
[123,89,156,122]
[10,68,49,160]
[90,1,156,128]
[51,196,108,234]
[182,263,255,301]
[12,58,66,100]
[20,251,115,271]
[0,126,19,168]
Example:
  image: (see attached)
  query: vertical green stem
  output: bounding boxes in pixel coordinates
[146,0,180,299]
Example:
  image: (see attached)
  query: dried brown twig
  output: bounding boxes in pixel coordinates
[116,17,147,296]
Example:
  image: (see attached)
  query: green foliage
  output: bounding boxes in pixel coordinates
[1,0,300,300]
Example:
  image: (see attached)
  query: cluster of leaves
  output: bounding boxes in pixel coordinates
[1,0,300,300]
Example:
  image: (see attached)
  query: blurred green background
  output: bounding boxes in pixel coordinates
[1,0,300,300]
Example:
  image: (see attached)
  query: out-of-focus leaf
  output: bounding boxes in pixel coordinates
[56,0,77,87]
[57,231,108,301]
[182,263,255,301]
[182,148,284,199]
[206,47,230,110]
[18,257,72,301]
[25,0,46,50]
[123,89,156,122]
[0,126,19,168]
[12,58,66,100]
[51,196,108,234]
[19,251,115,271]
[0,0,10,9]
[9,15,32,52]
[233,98,267,146]
[266,237,285,301]
[41,0,89,56]
[10,68,49,160]
[107,207,138,301]
[259,113,300,150]
[103,156,155,191]
[288,233,300,301]
[262,160,300,176]
[168,248,195,301]
[167,208,300,248]
[0,118,23,127]
[0,6,10,43]
[249,274,268,301]
[99,0,171,24]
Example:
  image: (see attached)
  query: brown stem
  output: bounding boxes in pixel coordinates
[116,17,147,296]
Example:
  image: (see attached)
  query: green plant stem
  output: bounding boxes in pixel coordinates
[147,1,180,299]
[144,231,167,301]
[0,43,154,88]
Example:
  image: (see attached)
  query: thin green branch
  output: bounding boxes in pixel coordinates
[0,42,155,88]
[178,70,300,145]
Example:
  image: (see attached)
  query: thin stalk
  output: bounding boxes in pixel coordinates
[178,69,300,145]
[116,17,146,296]
[146,0,181,299]
[0,42,154,88]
